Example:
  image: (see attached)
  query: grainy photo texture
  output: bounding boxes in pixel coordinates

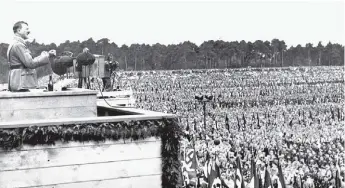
[0,0,344,188]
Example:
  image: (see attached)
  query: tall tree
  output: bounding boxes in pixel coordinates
[325,42,333,66]
[271,39,280,66]
[278,40,287,67]
[120,44,129,70]
[305,43,313,66]
[316,41,324,66]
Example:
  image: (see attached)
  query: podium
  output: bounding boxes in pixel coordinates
[0,89,182,188]
[0,88,97,122]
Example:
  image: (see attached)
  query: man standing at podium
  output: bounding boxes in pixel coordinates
[7,21,56,91]
[102,53,114,91]
[101,53,119,91]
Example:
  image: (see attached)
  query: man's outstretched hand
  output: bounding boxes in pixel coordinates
[48,50,56,57]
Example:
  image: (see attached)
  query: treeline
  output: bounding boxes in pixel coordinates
[0,38,344,82]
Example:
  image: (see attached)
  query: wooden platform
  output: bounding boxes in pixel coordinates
[0,89,177,188]
[0,108,173,188]
[0,138,162,188]
[0,105,174,128]
[0,88,98,122]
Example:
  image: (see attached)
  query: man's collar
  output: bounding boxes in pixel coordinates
[7,35,28,59]
[13,35,26,45]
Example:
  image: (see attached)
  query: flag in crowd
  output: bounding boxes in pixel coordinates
[125,67,345,188]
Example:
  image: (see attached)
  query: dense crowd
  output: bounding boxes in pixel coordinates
[40,66,344,188]
[116,67,345,188]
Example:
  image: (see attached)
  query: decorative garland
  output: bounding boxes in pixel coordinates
[161,118,183,188]
[0,118,183,188]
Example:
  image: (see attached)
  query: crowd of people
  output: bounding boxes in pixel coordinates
[117,66,344,188]
[57,66,344,188]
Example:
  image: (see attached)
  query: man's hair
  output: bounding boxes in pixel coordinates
[13,21,28,33]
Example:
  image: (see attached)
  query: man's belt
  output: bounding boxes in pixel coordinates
[10,64,25,69]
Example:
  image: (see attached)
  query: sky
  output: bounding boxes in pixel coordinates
[0,0,344,48]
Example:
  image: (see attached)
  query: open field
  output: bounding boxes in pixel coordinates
[119,66,344,188]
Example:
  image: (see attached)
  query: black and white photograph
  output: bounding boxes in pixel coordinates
[0,0,344,187]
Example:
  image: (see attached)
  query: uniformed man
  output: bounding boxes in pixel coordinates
[102,53,113,91]
[7,21,56,91]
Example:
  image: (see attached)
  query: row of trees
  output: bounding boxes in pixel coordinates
[0,38,344,82]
